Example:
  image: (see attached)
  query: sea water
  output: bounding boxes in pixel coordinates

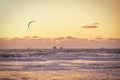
[0,49,120,80]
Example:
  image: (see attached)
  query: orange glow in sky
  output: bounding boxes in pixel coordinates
[0,0,120,48]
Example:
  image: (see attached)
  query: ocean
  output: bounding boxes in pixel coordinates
[0,49,120,80]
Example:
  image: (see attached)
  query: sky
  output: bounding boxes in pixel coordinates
[0,0,120,48]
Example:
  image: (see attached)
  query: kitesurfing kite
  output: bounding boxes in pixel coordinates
[28,21,36,30]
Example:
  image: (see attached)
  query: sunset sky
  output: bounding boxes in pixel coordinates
[0,0,120,48]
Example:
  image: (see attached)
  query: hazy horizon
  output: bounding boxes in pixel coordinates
[0,36,120,49]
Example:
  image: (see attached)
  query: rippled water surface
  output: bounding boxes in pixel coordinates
[0,49,120,80]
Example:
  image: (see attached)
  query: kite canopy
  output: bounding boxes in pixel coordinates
[28,21,36,30]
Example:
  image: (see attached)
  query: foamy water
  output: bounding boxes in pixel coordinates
[0,49,120,80]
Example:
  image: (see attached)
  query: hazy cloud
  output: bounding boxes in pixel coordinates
[0,36,119,49]
[82,23,100,29]
[95,37,104,40]
[107,38,120,41]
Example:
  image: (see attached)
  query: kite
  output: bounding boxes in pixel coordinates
[28,21,36,30]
